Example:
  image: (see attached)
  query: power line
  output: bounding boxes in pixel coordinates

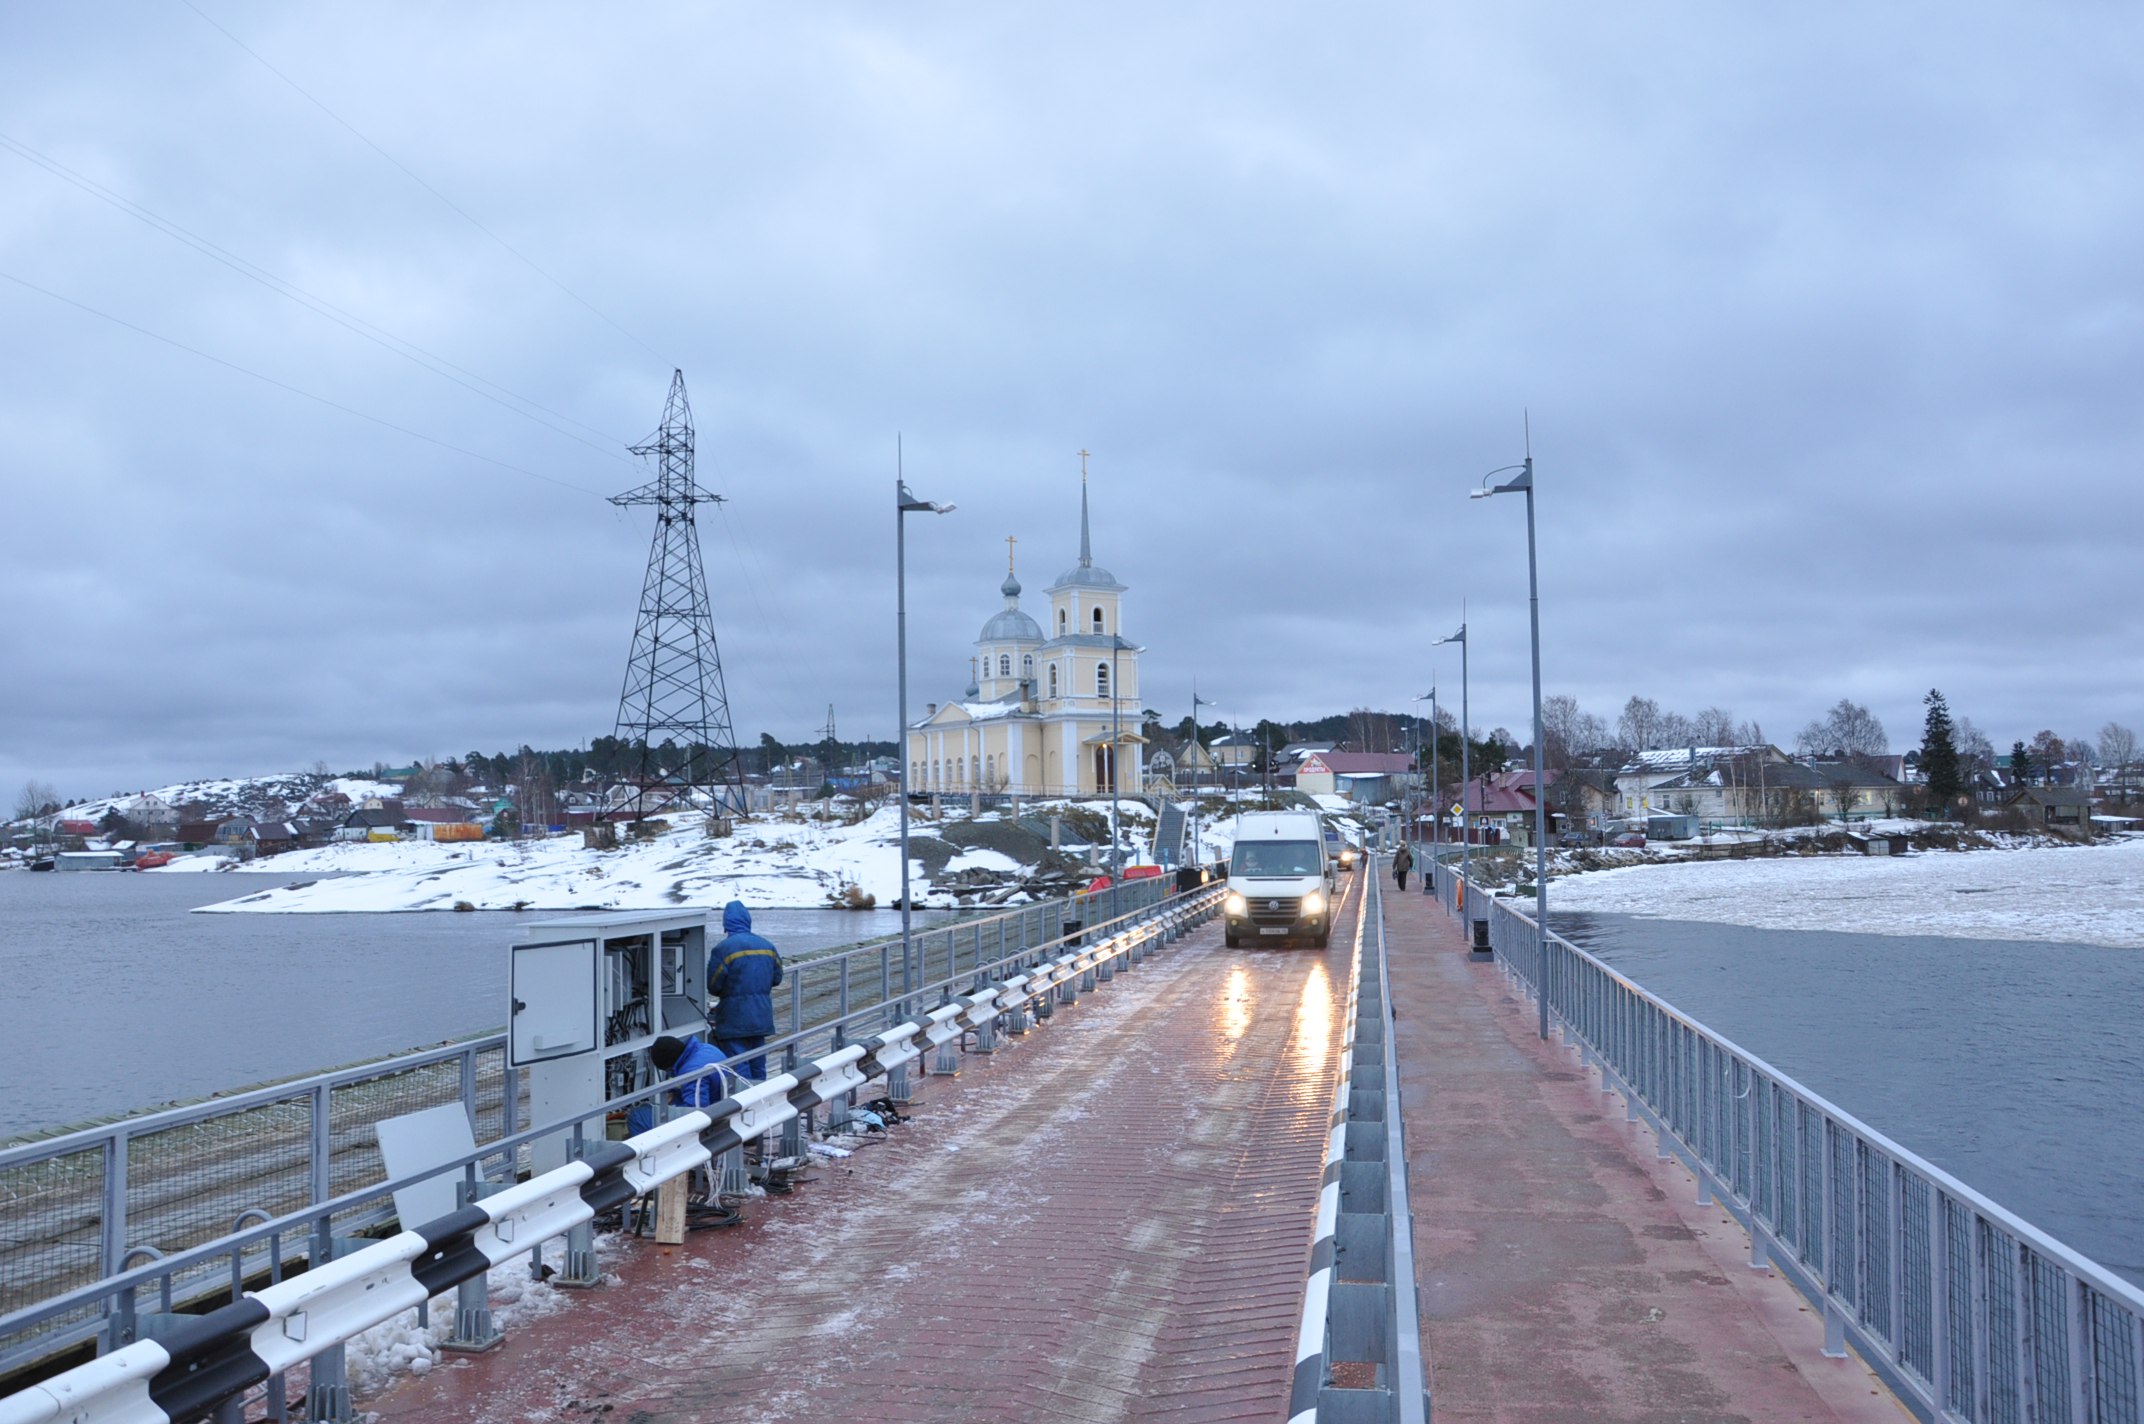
[0,132,638,466]
[184,0,663,362]
[0,266,608,499]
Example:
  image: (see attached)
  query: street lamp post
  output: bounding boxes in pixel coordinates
[1414,687,1438,884]
[896,466,954,1020]
[1190,687,1211,871]
[1109,636,1122,883]
[1472,454,1549,1041]
[1430,624,1469,918]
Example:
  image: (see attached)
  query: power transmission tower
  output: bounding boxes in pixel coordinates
[609,369,747,821]
[821,704,840,784]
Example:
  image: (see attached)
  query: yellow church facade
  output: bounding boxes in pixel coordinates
[906,481,1144,799]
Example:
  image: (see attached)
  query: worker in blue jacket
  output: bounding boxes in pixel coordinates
[708,900,783,1080]
[626,1034,731,1135]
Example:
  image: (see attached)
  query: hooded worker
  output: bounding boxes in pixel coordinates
[625,1033,732,1135]
[707,900,783,1080]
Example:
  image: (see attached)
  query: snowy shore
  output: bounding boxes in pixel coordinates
[1548,834,2144,948]
[161,807,1029,915]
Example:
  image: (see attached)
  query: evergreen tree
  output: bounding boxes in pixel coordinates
[2010,740,2033,787]
[1920,689,1961,814]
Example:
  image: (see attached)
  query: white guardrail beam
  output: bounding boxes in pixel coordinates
[0,888,1224,1424]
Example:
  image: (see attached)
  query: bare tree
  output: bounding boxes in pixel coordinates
[1693,706,1741,747]
[1657,711,1696,750]
[12,781,60,824]
[1957,717,1996,778]
[1618,696,1663,755]
[2101,722,2138,801]
[1797,699,1888,762]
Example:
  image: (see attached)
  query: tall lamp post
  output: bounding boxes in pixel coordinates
[896,467,954,1015]
[1410,691,1433,852]
[1413,687,1439,864]
[1471,453,1549,1041]
[1190,686,1211,871]
[1430,624,1469,921]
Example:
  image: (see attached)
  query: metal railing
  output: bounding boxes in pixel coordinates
[1459,881,2144,1424]
[0,875,1176,1380]
[0,884,1227,1424]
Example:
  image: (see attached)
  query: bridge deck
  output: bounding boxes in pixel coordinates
[368,876,1368,1424]
[1384,882,1905,1423]
[359,871,1908,1424]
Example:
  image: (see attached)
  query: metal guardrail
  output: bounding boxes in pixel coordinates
[1289,868,1429,1423]
[0,876,1174,1380]
[1459,880,2144,1424]
[0,884,1226,1424]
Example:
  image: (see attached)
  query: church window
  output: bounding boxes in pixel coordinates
[1058,608,1067,634]
[985,754,995,784]
[971,755,980,785]
[1096,662,1110,698]
[1048,664,1059,698]
[1022,654,1033,678]
[999,654,1011,676]
[1092,607,1104,633]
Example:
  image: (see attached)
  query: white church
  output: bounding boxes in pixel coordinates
[906,478,1145,798]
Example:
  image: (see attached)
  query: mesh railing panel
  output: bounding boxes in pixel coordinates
[1861,1144,1893,1338]
[1900,1173,1933,1382]
[1945,1198,1977,1417]
[2031,1252,2072,1423]
[2090,1285,2141,1424]
[1829,1123,1857,1304]
[0,1144,106,1360]
[1984,1223,2021,1424]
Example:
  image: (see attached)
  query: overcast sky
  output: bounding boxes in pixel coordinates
[4,3,2140,798]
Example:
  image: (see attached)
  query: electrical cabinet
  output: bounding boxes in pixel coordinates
[509,910,712,1173]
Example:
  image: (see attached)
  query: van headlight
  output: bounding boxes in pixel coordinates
[1224,892,1247,916]
[1301,889,1325,916]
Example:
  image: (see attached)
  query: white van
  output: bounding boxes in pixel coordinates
[1223,811,1333,948]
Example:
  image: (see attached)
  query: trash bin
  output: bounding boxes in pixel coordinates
[1062,919,1083,947]
[1471,919,1491,952]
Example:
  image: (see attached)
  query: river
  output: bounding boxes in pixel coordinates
[0,871,946,1141]
[1556,911,2144,1289]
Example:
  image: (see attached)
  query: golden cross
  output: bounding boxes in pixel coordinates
[1078,448,1090,480]
[1005,534,1017,574]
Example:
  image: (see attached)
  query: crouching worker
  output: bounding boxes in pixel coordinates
[708,899,784,1080]
[626,1034,731,1135]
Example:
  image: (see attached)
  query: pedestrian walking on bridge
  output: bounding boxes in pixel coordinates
[708,900,783,1080]
[1392,842,1414,892]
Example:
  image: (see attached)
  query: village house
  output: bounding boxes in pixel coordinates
[1293,751,1416,804]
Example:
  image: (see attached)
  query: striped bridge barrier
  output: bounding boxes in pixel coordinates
[0,889,1224,1424]
[1289,868,1430,1423]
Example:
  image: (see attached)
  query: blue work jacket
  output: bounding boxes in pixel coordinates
[707,900,783,1038]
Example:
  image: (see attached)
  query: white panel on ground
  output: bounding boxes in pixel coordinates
[376,1103,480,1231]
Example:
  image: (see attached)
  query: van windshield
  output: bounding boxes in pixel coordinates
[1231,840,1321,877]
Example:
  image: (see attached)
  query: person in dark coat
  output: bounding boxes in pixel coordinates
[708,900,783,1080]
[626,1034,732,1135]
[1392,842,1414,892]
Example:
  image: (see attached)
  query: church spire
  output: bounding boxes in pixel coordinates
[1077,450,1093,568]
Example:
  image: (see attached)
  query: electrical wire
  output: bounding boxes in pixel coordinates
[0,132,638,466]
[184,0,664,363]
[0,266,609,499]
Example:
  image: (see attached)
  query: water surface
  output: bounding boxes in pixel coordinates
[0,871,943,1139]
[1556,911,2144,1287]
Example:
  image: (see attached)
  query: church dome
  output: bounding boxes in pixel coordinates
[981,604,1043,643]
[1050,561,1123,590]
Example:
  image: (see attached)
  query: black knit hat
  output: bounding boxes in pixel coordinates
[650,1035,687,1070]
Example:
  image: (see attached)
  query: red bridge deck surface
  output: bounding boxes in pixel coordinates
[368,876,1367,1424]
[366,870,1908,1424]
[1384,880,1907,1424]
